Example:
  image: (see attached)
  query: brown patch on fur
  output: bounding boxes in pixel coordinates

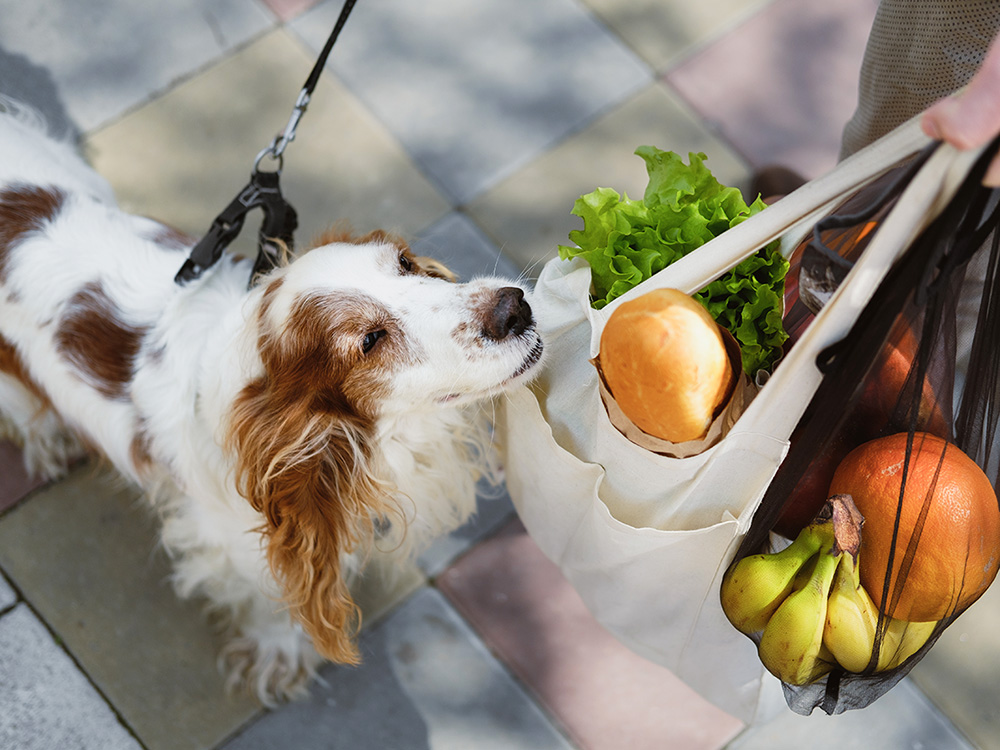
[0,334,52,409]
[227,286,407,664]
[0,184,65,281]
[55,282,148,401]
[310,224,408,252]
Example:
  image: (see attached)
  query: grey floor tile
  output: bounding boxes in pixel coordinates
[0,571,16,611]
[351,555,426,630]
[0,0,272,133]
[0,604,142,750]
[725,679,974,750]
[466,81,751,275]
[85,29,450,263]
[909,579,1000,750]
[223,588,574,750]
[581,0,773,71]
[0,464,259,750]
[412,211,522,283]
[292,0,652,204]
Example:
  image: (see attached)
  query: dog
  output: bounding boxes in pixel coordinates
[0,100,544,703]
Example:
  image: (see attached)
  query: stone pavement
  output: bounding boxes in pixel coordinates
[0,0,998,748]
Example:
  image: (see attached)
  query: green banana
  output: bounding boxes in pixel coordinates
[758,543,840,685]
[876,617,937,671]
[720,523,826,634]
[724,493,937,682]
[823,553,879,673]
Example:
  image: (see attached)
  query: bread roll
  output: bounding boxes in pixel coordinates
[599,289,735,443]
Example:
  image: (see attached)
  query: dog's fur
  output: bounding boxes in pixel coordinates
[0,101,543,702]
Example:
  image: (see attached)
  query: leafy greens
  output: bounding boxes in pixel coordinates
[558,147,788,374]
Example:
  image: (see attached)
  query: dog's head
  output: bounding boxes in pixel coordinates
[227,229,542,664]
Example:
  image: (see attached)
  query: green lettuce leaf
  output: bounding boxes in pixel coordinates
[558,147,788,374]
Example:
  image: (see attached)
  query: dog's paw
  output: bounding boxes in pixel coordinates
[219,635,324,706]
[8,409,86,480]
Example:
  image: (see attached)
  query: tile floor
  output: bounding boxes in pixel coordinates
[0,0,997,748]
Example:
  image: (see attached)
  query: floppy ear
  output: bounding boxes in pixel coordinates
[227,376,392,665]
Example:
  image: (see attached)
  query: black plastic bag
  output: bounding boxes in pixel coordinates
[723,137,1000,715]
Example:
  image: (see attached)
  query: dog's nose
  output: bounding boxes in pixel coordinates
[483,287,533,340]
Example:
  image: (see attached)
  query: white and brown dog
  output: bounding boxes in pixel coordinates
[0,100,543,702]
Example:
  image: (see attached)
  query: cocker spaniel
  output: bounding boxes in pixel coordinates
[0,101,543,702]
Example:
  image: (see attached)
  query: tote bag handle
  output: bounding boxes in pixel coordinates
[592,115,933,329]
[583,114,988,443]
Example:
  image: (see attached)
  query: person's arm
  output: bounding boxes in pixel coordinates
[922,32,1000,186]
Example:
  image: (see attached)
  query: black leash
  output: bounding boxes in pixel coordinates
[175,0,360,286]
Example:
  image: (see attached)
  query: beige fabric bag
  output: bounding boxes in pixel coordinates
[498,116,987,722]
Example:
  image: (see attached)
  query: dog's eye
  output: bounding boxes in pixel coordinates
[361,329,387,354]
[399,253,414,274]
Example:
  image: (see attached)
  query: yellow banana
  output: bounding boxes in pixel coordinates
[758,544,840,685]
[720,522,826,634]
[876,617,937,671]
[823,553,879,673]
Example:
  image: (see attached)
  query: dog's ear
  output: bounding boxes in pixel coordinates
[227,376,391,666]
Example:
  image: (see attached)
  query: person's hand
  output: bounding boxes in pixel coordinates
[922,33,1000,186]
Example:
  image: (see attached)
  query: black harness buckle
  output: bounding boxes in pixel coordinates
[174,170,298,286]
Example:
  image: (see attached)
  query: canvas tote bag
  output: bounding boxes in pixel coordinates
[497,115,989,722]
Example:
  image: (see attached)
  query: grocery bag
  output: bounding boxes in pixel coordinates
[497,115,993,722]
[728,130,1000,715]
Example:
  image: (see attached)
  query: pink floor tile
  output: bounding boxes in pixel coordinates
[259,0,323,22]
[438,520,745,750]
[667,0,880,180]
[0,441,45,514]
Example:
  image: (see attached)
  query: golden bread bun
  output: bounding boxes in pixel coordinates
[599,289,734,442]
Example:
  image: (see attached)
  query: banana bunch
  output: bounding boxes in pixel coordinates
[823,552,937,673]
[721,495,937,685]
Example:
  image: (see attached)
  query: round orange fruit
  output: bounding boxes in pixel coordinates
[829,432,1000,622]
[856,321,949,438]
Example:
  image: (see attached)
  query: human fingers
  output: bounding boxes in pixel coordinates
[921,34,1000,150]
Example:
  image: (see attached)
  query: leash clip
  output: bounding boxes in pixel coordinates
[175,0,358,287]
[253,89,312,175]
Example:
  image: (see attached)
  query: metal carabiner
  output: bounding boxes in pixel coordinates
[273,89,311,159]
[254,89,312,175]
[252,143,284,175]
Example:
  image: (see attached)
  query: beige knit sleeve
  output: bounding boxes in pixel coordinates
[840,0,1000,159]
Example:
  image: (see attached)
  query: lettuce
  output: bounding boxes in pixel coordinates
[558,147,788,374]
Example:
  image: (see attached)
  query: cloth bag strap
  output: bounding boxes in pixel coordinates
[590,115,933,338]
[582,113,988,446]
[736,138,987,441]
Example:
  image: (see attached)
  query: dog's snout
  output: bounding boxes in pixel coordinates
[482,287,532,340]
